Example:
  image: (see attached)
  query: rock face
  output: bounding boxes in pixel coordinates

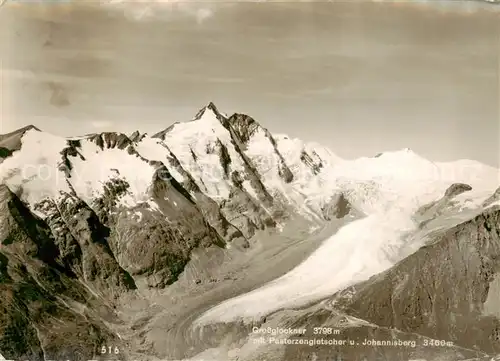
[444,182,473,198]
[36,193,137,297]
[107,166,227,288]
[321,192,355,220]
[414,182,474,226]
[0,185,123,361]
[280,306,488,361]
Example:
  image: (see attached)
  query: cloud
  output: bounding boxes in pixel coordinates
[100,0,499,21]
[90,120,113,129]
[194,7,214,24]
[101,0,216,23]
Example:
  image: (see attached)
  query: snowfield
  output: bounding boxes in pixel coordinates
[0,129,157,214]
[69,139,156,205]
[0,129,72,206]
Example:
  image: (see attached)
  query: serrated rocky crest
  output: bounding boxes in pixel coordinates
[0,102,349,291]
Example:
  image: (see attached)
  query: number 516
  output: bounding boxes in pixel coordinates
[101,346,120,354]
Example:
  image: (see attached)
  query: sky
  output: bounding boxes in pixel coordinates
[0,0,499,165]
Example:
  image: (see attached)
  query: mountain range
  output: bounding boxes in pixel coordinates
[0,103,499,361]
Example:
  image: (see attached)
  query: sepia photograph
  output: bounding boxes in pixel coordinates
[0,0,499,360]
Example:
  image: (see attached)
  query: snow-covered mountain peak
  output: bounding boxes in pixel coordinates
[0,124,41,141]
[373,147,421,159]
[0,125,42,156]
[1,104,499,230]
[152,103,228,141]
[193,101,226,121]
[335,148,436,182]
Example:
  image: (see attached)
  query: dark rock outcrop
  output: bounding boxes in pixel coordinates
[282,307,487,361]
[0,185,124,361]
[87,132,133,150]
[129,130,146,143]
[414,182,474,227]
[157,147,245,243]
[227,112,294,184]
[321,192,354,220]
[104,165,227,288]
[35,192,137,299]
[444,182,473,198]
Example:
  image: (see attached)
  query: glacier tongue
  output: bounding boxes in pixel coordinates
[194,211,419,326]
[193,146,499,326]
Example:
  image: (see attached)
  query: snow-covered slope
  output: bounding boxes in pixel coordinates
[0,130,157,215]
[149,103,346,224]
[154,105,253,201]
[0,129,72,206]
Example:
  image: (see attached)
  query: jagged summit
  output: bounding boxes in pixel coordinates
[206,101,219,113]
[86,132,134,150]
[152,103,227,141]
[129,130,146,143]
[193,101,225,121]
